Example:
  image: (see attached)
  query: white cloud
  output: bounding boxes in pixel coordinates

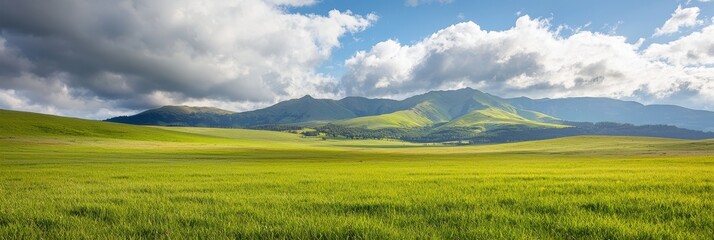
[2,0,714,119]
[341,15,714,110]
[653,5,703,36]
[0,0,376,119]
[646,20,714,66]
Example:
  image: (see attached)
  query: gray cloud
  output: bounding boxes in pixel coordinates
[2,1,714,119]
[0,0,375,118]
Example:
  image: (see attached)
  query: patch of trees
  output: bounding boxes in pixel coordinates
[248,125,303,131]
[400,127,481,143]
[107,113,237,127]
[303,122,714,144]
[467,122,714,143]
[310,124,422,140]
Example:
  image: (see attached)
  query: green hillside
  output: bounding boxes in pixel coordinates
[336,101,451,129]
[244,95,358,124]
[106,105,237,127]
[149,106,235,115]
[104,88,714,135]
[335,88,564,134]
[335,110,432,129]
[0,109,418,150]
[0,109,220,142]
[102,88,714,142]
[442,108,568,131]
[2,108,712,154]
[514,109,561,123]
[105,88,562,132]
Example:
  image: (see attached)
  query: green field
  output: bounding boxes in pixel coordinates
[1,109,713,239]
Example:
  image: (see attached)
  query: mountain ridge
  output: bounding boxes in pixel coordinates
[107,88,714,134]
[505,97,714,132]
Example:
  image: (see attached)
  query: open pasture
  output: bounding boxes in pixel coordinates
[0,110,712,239]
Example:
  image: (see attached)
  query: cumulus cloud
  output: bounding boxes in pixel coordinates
[653,5,704,36]
[0,0,376,118]
[646,21,714,66]
[2,0,714,119]
[341,15,714,110]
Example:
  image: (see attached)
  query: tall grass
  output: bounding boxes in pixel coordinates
[0,109,712,238]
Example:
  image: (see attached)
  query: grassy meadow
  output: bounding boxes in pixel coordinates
[1,109,713,239]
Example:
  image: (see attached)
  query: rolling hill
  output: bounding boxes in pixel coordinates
[104,88,714,142]
[108,88,564,131]
[335,88,566,132]
[506,97,714,131]
[106,105,235,127]
[0,109,221,142]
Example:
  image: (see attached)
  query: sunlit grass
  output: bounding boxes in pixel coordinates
[1,109,713,238]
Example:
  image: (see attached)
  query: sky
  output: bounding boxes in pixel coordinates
[0,0,713,119]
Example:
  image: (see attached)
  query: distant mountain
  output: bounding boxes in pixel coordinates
[506,97,714,132]
[108,95,401,127]
[337,96,402,116]
[334,88,565,131]
[106,88,714,142]
[108,88,564,131]
[107,106,235,127]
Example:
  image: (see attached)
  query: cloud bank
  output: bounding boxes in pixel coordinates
[0,0,375,118]
[1,1,714,119]
[341,16,714,110]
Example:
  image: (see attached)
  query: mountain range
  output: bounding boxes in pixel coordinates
[107,88,714,142]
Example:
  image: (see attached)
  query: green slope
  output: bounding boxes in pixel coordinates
[0,109,221,142]
[335,101,451,129]
[107,105,236,126]
[3,108,713,154]
[335,110,433,129]
[335,88,565,133]
[106,88,565,131]
[0,109,422,150]
[514,109,561,123]
[443,108,568,131]
[107,96,360,127]
[224,95,360,127]
[149,105,234,115]
[104,87,714,135]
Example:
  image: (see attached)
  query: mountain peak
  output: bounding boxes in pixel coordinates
[107,89,714,132]
[428,87,477,93]
[148,105,234,115]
